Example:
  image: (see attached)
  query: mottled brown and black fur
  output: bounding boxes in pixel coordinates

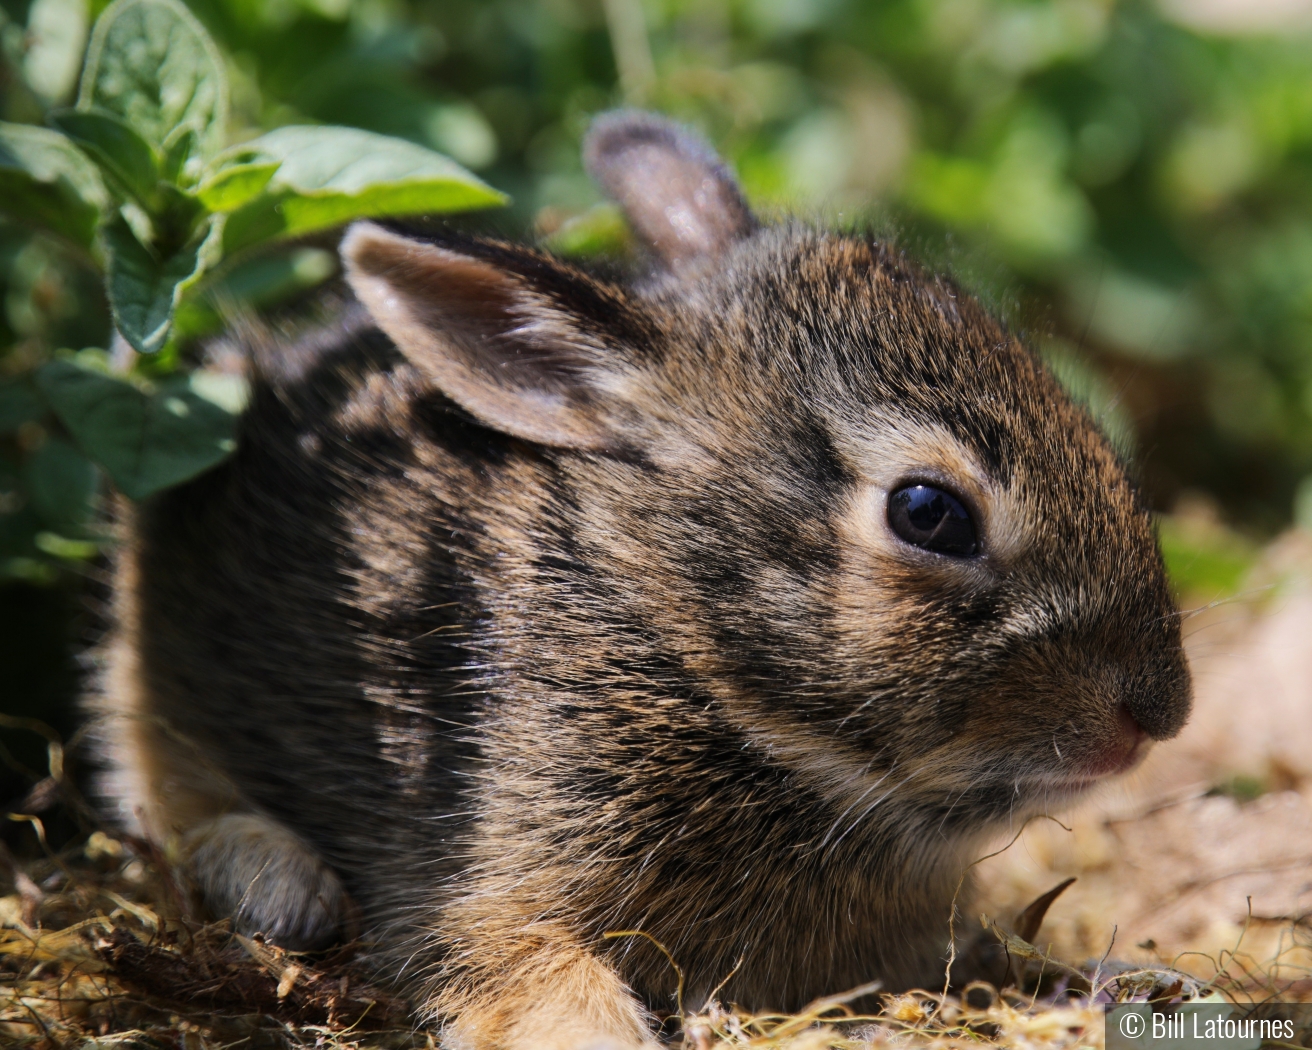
[91,112,1191,1048]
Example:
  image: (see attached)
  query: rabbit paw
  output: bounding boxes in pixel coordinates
[183,812,349,951]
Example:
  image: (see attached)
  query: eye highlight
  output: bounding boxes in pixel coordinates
[887,485,979,557]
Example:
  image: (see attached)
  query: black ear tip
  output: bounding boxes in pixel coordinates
[583,109,722,183]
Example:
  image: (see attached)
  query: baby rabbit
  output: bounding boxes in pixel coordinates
[91,110,1191,1049]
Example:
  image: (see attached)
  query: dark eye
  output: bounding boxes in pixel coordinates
[887,485,979,557]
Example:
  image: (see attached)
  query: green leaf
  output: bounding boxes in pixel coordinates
[50,108,160,209]
[0,121,108,247]
[0,378,49,431]
[543,202,632,259]
[218,125,506,253]
[36,359,238,500]
[1158,513,1258,600]
[171,246,335,341]
[188,370,249,415]
[79,0,229,160]
[0,487,46,568]
[34,531,103,561]
[195,160,279,211]
[153,182,209,248]
[23,437,97,527]
[104,211,223,353]
[161,127,198,184]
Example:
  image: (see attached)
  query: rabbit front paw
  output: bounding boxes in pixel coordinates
[183,812,349,951]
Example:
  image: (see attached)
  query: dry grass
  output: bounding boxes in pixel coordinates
[9,531,1312,1048]
[3,820,1303,1050]
[0,828,421,1049]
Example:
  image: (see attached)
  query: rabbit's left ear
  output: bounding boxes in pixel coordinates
[342,223,648,453]
[584,110,756,272]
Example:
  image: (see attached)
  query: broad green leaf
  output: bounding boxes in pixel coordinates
[36,359,238,500]
[0,121,107,246]
[79,0,229,159]
[196,160,279,211]
[154,182,209,248]
[171,246,336,342]
[104,212,223,353]
[23,437,97,527]
[219,125,506,253]
[188,370,250,415]
[23,0,89,103]
[50,108,160,209]
[0,482,46,566]
[0,378,50,432]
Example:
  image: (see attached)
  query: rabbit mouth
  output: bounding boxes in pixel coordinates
[1013,706,1149,800]
[1038,773,1113,797]
[1023,766,1130,803]
[1039,708,1150,793]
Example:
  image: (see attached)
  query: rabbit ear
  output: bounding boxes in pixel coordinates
[584,110,756,271]
[341,222,644,452]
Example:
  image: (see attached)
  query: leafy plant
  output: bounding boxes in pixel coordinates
[4,0,1312,587]
[0,0,505,579]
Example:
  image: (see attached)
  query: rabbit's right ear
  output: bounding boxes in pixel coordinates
[584,110,756,272]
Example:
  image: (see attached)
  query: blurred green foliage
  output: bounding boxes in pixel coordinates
[1157,502,1259,599]
[0,0,502,583]
[4,0,1312,581]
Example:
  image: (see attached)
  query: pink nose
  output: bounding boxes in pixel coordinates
[1086,704,1148,776]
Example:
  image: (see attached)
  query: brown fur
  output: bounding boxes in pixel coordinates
[88,112,1190,1048]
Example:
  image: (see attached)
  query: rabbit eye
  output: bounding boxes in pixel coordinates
[887,485,978,557]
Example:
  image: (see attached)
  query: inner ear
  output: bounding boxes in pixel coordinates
[341,223,638,452]
[584,110,756,272]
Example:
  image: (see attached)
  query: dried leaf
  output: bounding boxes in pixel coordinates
[277,961,301,999]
